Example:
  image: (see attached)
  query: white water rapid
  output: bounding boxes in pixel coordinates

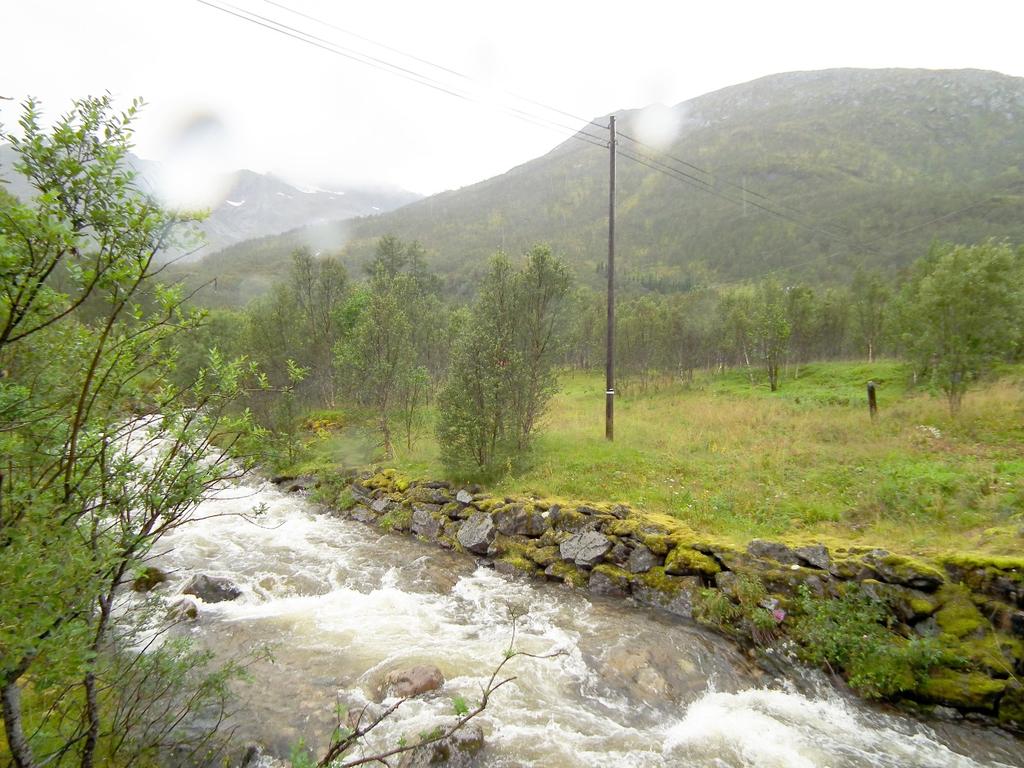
[150,472,1023,767]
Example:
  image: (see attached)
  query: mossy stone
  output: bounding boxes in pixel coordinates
[664,546,721,577]
[916,670,1006,711]
[544,561,588,588]
[934,585,987,638]
[528,545,561,568]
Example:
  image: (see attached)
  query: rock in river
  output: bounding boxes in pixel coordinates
[457,512,496,554]
[181,573,242,603]
[383,664,445,698]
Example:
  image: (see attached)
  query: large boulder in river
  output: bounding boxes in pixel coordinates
[181,574,242,603]
[397,721,484,768]
[132,566,168,592]
[457,512,496,554]
[559,531,611,568]
[383,664,445,698]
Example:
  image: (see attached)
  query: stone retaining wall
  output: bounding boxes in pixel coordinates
[296,468,1024,731]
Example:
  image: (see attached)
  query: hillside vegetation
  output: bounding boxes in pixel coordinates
[177,68,1024,304]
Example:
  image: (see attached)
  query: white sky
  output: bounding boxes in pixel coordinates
[2,0,1023,196]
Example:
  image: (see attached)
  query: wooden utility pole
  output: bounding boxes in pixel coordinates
[605,116,616,441]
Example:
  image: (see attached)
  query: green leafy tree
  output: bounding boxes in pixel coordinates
[851,268,890,362]
[0,96,256,768]
[437,248,570,474]
[754,279,790,391]
[897,240,1023,413]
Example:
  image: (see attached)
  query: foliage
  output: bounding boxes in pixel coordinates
[896,240,1023,413]
[0,96,256,767]
[791,584,944,698]
[436,246,570,475]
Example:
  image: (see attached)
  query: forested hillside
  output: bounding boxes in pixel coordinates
[179,68,1024,304]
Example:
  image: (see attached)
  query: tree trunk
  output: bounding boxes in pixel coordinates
[2,681,38,768]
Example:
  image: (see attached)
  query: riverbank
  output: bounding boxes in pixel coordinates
[295,467,1024,733]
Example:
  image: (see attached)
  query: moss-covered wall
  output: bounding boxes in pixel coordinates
[294,468,1024,732]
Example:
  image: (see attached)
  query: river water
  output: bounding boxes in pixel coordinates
[151,473,1023,767]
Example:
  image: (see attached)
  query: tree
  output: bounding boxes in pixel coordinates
[754,279,790,391]
[437,248,570,474]
[1,96,255,768]
[340,265,414,458]
[897,241,1023,413]
[851,268,890,362]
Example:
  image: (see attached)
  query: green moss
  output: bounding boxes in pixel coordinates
[364,472,393,491]
[664,546,720,577]
[999,681,1024,726]
[394,477,411,493]
[528,545,560,568]
[638,566,684,595]
[916,670,1006,711]
[334,487,357,511]
[545,561,588,588]
[951,633,1020,675]
[938,553,1024,575]
[933,585,987,638]
[473,496,501,512]
[876,554,946,586]
[498,554,539,575]
[379,506,412,532]
[591,563,634,591]
[908,596,938,618]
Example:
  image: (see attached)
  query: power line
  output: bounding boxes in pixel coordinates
[197,0,610,149]
[616,129,858,240]
[256,0,608,133]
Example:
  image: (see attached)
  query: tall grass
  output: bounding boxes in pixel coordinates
[318,361,1023,554]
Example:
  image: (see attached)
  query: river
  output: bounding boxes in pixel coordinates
[151,471,1023,767]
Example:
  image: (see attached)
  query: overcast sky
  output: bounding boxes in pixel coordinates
[3,0,1023,196]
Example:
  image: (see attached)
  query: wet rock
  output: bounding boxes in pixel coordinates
[589,565,631,598]
[747,539,800,565]
[181,573,241,603]
[627,544,662,573]
[351,505,378,524]
[455,489,474,505]
[494,505,548,537]
[633,575,702,618]
[599,646,669,701]
[931,705,963,721]
[167,596,199,621]
[268,474,295,486]
[282,475,317,493]
[132,566,168,592]
[383,665,445,698]
[371,497,392,514]
[456,512,496,554]
[411,505,442,539]
[794,544,831,571]
[239,743,285,768]
[607,539,631,566]
[559,530,612,568]
[397,721,484,768]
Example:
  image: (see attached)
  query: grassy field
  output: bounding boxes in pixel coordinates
[296,360,1024,556]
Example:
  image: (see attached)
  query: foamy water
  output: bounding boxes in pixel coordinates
[149,474,1022,767]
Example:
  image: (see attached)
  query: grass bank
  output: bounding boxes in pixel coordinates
[289,360,1023,557]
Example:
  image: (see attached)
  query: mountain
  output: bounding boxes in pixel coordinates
[0,144,420,262]
[175,68,1024,302]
